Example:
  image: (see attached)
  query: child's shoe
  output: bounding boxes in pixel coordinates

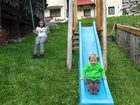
[33,54,38,59]
[40,54,44,58]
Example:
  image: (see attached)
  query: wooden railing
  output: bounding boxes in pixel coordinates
[116,24,140,37]
[116,24,140,67]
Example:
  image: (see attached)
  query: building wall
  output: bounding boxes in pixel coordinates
[106,0,122,17]
[77,5,95,19]
[45,0,123,19]
[123,0,138,2]
[45,0,67,19]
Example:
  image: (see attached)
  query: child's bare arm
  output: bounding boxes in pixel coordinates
[80,77,85,80]
[103,76,107,80]
[33,30,38,34]
[46,26,49,34]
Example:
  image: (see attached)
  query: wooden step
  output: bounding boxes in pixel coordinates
[74,31,79,35]
[72,46,79,51]
[73,41,79,45]
[73,44,79,47]
[73,36,79,40]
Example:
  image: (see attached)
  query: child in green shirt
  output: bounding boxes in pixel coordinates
[80,53,107,94]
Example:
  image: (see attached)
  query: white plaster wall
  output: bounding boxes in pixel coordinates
[45,0,67,19]
[47,0,65,7]
[106,0,122,17]
[77,5,95,19]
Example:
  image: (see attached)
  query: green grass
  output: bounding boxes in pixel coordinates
[0,17,140,105]
[133,4,140,11]
[79,18,95,26]
[0,23,79,105]
[107,41,140,105]
[107,15,140,35]
[79,15,140,35]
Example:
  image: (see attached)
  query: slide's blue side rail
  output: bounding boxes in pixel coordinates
[79,21,114,105]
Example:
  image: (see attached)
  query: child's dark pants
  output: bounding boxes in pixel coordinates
[87,79,100,94]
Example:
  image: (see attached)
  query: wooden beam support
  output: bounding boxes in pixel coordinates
[116,24,140,37]
[102,0,107,70]
[96,0,102,32]
[96,0,107,70]
[67,0,73,70]
[73,0,77,31]
[96,0,103,49]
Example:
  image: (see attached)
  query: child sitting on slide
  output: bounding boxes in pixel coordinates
[33,19,49,58]
[80,53,107,94]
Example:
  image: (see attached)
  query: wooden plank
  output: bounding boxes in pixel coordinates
[73,0,77,31]
[116,24,140,37]
[73,41,79,44]
[73,35,79,40]
[72,46,79,50]
[96,0,102,32]
[96,0,100,31]
[2,13,18,21]
[96,0,103,50]
[74,31,79,35]
[2,4,18,16]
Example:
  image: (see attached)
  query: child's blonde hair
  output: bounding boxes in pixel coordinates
[89,53,99,61]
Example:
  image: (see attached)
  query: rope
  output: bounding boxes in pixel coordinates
[42,0,46,27]
[29,0,35,29]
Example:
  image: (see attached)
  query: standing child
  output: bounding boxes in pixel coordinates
[80,53,107,94]
[33,19,48,58]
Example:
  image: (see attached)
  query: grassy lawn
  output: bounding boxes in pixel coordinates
[0,17,140,105]
[107,41,140,105]
[79,15,140,35]
[107,15,140,35]
[0,24,79,105]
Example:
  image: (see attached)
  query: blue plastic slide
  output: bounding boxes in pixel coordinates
[79,21,114,105]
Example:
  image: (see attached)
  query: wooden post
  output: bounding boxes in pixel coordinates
[102,0,107,70]
[96,0,103,49]
[67,0,73,70]
[73,0,77,31]
[96,0,102,33]
[94,0,96,17]
[96,0,107,69]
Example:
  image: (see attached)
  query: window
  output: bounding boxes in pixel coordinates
[108,6,115,15]
[84,9,91,17]
[50,9,61,17]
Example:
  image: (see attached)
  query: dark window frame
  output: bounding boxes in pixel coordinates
[84,9,91,17]
[108,6,115,15]
[50,9,61,17]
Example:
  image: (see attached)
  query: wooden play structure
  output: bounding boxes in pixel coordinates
[67,0,107,70]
